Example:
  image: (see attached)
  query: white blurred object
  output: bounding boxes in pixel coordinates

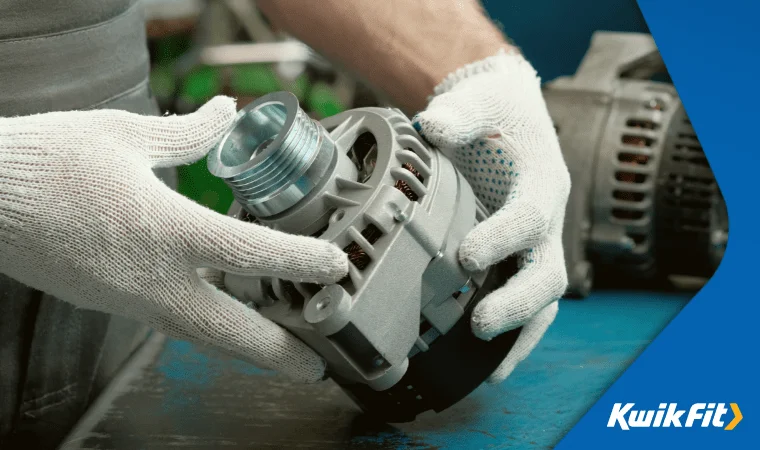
[199,41,313,66]
[142,0,204,20]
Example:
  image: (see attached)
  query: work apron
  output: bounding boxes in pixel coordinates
[0,1,176,447]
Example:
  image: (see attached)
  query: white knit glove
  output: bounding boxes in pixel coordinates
[0,97,348,383]
[414,50,570,383]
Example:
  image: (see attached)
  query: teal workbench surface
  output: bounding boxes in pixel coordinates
[62,291,689,449]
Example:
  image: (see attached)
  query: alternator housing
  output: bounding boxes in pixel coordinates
[543,32,727,295]
[208,92,519,421]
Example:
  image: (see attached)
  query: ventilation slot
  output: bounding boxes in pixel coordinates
[616,172,648,183]
[394,163,425,201]
[613,190,645,202]
[675,144,704,153]
[263,281,277,304]
[395,127,433,166]
[612,209,645,221]
[629,233,647,245]
[622,135,655,147]
[668,174,715,187]
[281,281,304,305]
[665,185,713,210]
[618,152,650,165]
[684,217,710,229]
[672,154,709,167]
[673,217,710,231]
[666,186,712,199]
[310,221,331,238]
[347,132,378,183]
[626,119,659,130]
[342,224,383,271]
[419,319,433,336]
[665,197,712,209]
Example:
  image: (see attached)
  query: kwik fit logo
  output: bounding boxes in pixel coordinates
[608,403,742,430]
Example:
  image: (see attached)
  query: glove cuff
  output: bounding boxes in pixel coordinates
[431,48,536,98]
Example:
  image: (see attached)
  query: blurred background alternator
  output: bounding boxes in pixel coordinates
[544,31,728,297]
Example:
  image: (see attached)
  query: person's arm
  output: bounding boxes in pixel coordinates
[257,0,512,112]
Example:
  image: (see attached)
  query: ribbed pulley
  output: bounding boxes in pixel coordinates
[208,91,335,217]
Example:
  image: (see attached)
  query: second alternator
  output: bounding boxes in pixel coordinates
[544,31,728,296]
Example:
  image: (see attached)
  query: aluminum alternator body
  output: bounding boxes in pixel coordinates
[543,31,727,296]
[208,92,519,421]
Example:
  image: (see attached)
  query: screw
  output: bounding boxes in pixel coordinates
[646,97,667,111]
[316,297,331,311]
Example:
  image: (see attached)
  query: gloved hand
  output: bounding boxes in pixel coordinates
[0,97,348,383]
[414,50,570,383]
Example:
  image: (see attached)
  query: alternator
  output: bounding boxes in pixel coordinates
[544,31,727,296]
[207,92,520,422]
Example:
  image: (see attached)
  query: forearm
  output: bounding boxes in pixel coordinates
[257,0,512,112]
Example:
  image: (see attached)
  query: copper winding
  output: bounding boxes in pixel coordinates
[343,224,383,270]
[622,135,652,147]
[394,163,424,201]
[619,153,650,165]
[617,191,635,201]
[345,242,370,269]
[616,171,646,184]
[628,119,658,130]
[394,180,418,202]
[344,162,424,271]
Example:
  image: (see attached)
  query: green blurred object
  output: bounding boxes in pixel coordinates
[154,34,192,64]
[230,64,281,96]
[150,65,176,100]
[175,66,229,211]
[307,82,345,118]
[229,64,310,101]
[180,65,222,105]
[177,157,234,214]
[291,73,309,100]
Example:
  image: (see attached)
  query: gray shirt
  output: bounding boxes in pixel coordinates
[0,1,166,447]
[0,0,155,116]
